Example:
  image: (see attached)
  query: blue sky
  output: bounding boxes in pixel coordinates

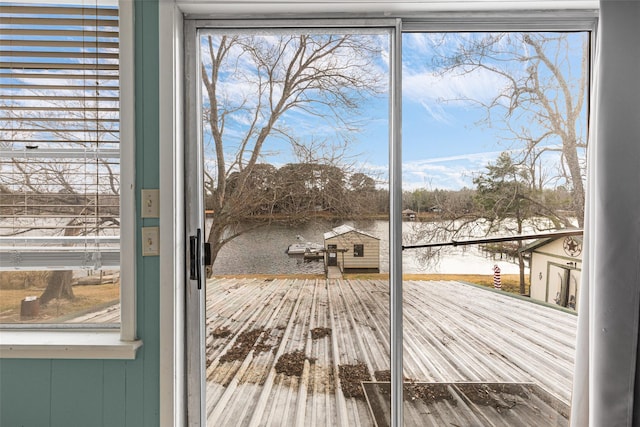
[395,32,586,191]
[201,31,589,192]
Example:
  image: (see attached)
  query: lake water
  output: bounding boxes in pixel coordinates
[209,219,523,275]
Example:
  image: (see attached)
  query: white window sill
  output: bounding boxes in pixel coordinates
[0,329,142,359]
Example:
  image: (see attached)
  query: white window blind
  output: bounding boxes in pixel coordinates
[0,3,121,271]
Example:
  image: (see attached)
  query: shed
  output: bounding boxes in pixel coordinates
[402,209,417,221]
[521,234,583,311]
[323,225,380,273]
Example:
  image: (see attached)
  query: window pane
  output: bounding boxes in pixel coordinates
[0,4,121,325]
[399,31,588,426]
[200,29,391,426]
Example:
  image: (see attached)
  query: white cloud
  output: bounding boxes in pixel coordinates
[353,149,504,190]
[403,67,509,124]
[401,150,508,190]
[406,150,504,166]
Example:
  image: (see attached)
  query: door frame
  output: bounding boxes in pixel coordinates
[184,18,208,427]
[182,18,402,426]
[547,262,582,309]
[160,5,598,426]
[158,3,186,427]
[327,244,339,267]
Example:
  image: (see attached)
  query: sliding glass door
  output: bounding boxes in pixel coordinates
[185,19,398,426]
[186,16,593,427]
[398,29,590,426]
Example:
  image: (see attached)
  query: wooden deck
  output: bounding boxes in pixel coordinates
[204,278,576,426]
[77,278,577,426]
[326,266,342,279]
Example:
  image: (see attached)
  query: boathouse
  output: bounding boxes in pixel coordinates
[323,225,380,273]
[522,234,583,311]
[402,208,417,221]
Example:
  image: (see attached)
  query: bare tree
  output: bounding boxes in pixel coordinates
[433,32,589,226]
[403,33,587,276]
[200,33,386,268]
[348,172,379,216]
[1,94,120,304]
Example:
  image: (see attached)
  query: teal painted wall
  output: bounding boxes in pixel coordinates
[0,1,161,426]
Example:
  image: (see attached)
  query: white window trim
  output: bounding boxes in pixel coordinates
[0,0,141,360]
[0,329,141,359]
[159,2,186,426]
[177,0,599,16]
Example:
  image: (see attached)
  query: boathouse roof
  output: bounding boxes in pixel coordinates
[323,224,379,241]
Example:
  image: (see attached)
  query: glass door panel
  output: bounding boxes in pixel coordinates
[400,31,589,426]
[190,25,394,426]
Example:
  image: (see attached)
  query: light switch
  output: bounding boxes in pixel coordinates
[141,189,160,218]
[142,227,159,256]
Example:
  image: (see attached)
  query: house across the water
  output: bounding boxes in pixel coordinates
[402,208,417,221]
[323,224,380,273]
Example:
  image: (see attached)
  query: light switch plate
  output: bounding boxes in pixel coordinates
[141,189,160,218]
[142,227,159,256]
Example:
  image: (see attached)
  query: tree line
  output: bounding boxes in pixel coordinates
[206,162,388,220]
[402,180,575,223]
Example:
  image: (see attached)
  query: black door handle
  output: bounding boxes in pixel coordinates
[189,228,202,289]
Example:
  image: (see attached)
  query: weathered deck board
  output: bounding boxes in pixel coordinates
[204,278,576,426]
[75,278,577,426]
[68,303,120,323]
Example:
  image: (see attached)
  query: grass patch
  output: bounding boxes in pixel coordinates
[347,273,528,295]
[0,283,120,323]
[213,273,528,295]
[0,271,50,290]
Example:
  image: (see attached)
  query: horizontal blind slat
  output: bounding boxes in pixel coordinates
[0,40,119,49]
[1,95,119,101]
[1,6,119,17]
[1,84,119,90]
[0,62,119,70]
[0,107,119,112]
[0,72,119,80]
[2,17,119,28]
[1,118,120,123]
[0,28,119,38]
[0,3,122,259]
[0,50,119,60]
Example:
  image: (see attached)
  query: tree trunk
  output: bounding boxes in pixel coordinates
[518,246,526,295]
[517,218,526,295]
[40,270,74,305]
[39,220,78,305]
[563,141,585,227]
[206,223,225,278]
